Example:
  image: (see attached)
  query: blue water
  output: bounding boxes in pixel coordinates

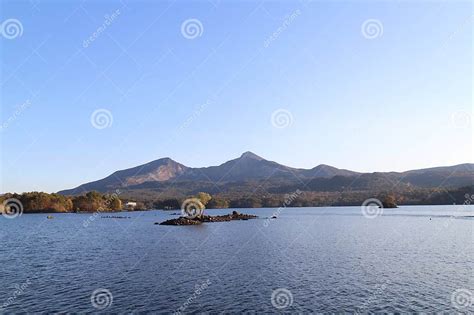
[1,205,473,313]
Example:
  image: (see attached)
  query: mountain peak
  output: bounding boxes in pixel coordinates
[240,151,264,160]
[153,157,178,164]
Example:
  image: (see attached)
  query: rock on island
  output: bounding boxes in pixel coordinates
[157,211,258,226]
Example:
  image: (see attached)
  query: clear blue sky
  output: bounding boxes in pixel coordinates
[1,0,472,193]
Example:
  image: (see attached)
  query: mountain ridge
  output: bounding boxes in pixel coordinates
[58,152,474,196]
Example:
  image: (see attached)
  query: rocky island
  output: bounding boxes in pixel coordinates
[158,211,258,226]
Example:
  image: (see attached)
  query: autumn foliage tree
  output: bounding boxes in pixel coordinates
[196,192,212,206]
[0,191,123,213]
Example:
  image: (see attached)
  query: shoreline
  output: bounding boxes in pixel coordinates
[3,203,473,216]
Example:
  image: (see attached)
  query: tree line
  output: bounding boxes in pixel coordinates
[1,185,472,214]
[117,186,474,210]
[0,191,122,213]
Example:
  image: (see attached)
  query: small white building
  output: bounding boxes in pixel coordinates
[125,202,137,209]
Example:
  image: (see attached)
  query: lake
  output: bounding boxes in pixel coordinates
[1,205,473,313]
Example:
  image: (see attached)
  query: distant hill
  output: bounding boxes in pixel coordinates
[58,152,473,198]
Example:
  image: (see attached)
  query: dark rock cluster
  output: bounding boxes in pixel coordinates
[157,211,258,226]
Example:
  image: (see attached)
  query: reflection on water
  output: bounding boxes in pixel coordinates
[0,205,473,312]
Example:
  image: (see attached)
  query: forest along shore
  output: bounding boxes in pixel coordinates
[1,187,473,214]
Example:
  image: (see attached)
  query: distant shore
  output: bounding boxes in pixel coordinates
[3,185,473,216]
[3,202,474,216]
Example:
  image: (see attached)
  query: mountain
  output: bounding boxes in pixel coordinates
[186,151,306,182]
[398,163,474,188]
[61,158,188,194]
[303,164,359,178]
[58,152,473,197]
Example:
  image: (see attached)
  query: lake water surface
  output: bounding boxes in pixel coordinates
[1,205,473,313]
